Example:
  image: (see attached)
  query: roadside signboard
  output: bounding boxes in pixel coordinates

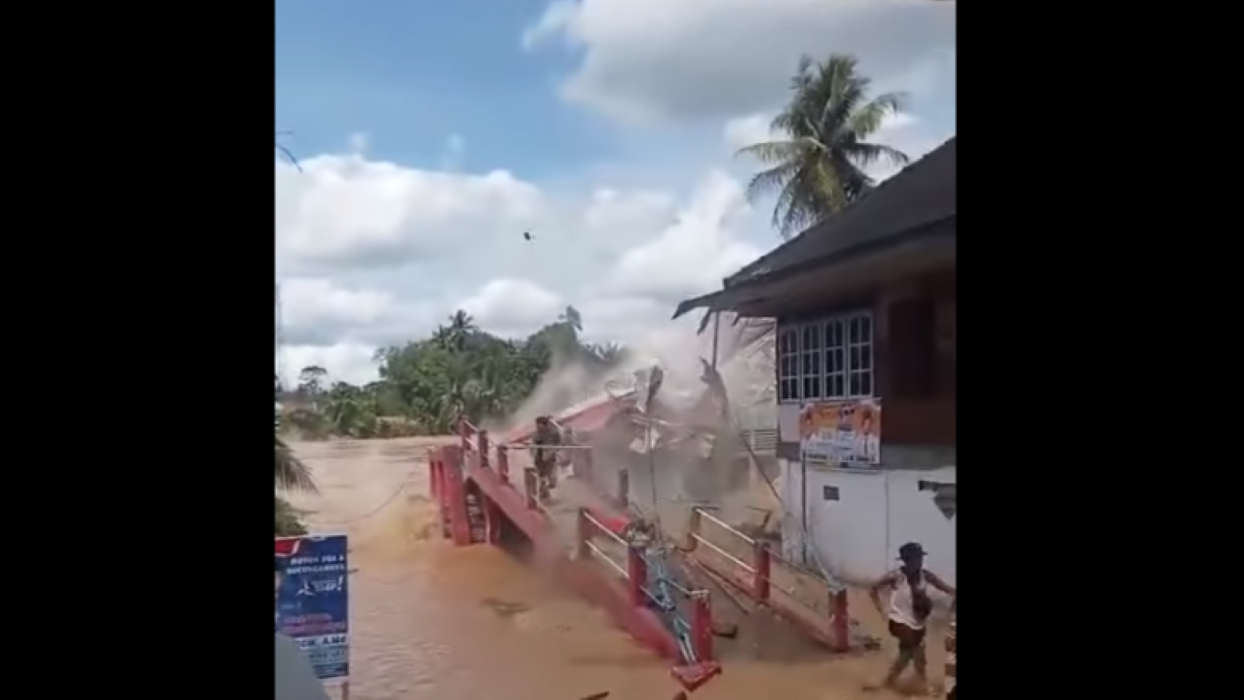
[275,534,350,683]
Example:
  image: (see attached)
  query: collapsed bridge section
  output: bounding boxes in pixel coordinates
[430,404,870,694]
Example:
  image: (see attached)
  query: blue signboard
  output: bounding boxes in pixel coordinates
[276,534,350,681]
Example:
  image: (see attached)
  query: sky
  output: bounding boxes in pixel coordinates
[274,0,957,386]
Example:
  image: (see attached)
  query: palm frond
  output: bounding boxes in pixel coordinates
[276,143,303,172]
[845,142,909,171]
[735,139,803,165]
[847,93,908,137]
[275,434,318,493]
[276,130,303,172]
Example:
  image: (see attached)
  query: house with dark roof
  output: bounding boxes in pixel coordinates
[674,137,956,581]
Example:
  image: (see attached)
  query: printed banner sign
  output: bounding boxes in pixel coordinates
[275,534,350,681]
[798,399,881,466]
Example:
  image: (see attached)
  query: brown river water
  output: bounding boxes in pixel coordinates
[284,438,947,700]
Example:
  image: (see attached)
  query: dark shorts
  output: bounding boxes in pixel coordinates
[888,620,926,651]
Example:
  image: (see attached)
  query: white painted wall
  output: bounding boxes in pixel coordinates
[777,459,804,563]
[781,464,956,585]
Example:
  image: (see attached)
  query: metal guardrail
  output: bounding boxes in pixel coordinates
[582,510,626,547]
[584,541,628,577]
[690,506,847,637]
[689,533,754,572]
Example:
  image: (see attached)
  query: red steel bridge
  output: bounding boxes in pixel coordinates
[427,406,860,696]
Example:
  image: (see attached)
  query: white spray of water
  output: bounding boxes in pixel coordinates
[488,316,784,530]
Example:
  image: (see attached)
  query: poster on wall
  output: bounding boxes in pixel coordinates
[275,534,351,682]
[798,399,881,466]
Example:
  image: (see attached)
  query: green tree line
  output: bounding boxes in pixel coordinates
[279,306,628,440]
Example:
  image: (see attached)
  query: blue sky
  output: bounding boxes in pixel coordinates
[274,0,956,384]
[276,0,620,177]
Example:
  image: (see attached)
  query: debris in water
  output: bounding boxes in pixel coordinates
[479,597,531,619]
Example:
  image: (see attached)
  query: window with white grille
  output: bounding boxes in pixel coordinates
[777,311,874,403]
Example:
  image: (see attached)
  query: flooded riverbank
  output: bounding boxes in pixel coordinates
[283,437,946,700]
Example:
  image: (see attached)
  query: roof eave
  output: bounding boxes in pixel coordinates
[673,215,955,320]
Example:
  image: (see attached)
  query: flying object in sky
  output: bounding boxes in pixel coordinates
[522,231,533,241]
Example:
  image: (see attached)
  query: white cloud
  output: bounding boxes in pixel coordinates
[278,277,439,347]
[722,114,776,154]
[604,170,760,301]
[284,342,382,387]
[274,153,773,384]
[458,278,564,336]
[274,155,546,274]
[523,0,956,124]
[282,278,394,331]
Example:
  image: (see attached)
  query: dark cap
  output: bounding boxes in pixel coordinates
[898,542,926,560]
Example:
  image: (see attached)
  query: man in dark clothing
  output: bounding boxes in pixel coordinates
[532,415,562,500]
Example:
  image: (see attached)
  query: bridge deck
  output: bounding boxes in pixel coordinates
[505,451,628,562]
[459,447,686,666]
[534,455,830,663]
[459,440,842,676]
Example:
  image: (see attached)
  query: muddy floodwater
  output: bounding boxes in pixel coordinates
[285,438,949,700]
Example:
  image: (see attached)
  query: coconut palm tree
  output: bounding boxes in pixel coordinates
[559,305,583,333]
[435,310,477,351]
[737,53,910,239]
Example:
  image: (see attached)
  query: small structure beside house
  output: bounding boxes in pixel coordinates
[673,137,956,584]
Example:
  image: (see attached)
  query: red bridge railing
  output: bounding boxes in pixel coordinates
[437,417,721,693]
[685,507,852,653]
[441,417,860,656]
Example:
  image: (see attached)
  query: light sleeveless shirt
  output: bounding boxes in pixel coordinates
[887,567,929,630]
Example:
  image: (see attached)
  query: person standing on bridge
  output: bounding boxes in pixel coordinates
[866,542,955,695]
[532,415,562,500]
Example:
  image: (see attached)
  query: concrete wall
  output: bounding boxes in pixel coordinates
[778,460,956,585]
[777,457,805,563]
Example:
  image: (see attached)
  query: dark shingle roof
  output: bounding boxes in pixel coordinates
[729,136,955,286]
[673,136,955,319]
